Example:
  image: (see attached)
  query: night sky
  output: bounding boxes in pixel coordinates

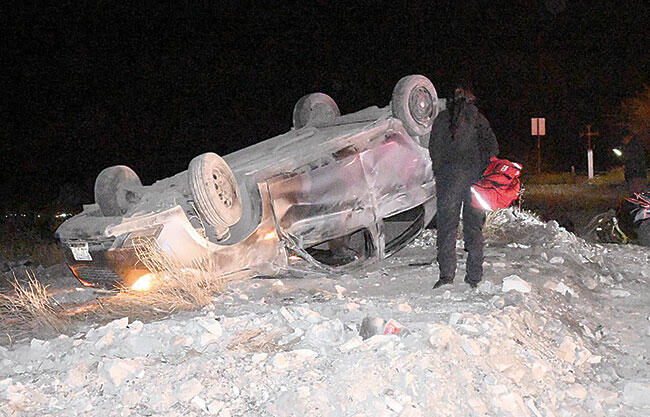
[2,1,649,212]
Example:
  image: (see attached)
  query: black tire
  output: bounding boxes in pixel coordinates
[292,93,340,129]
[188,153,242,235]
[391,75,438,137]
[637,220,650,246]
[94,165,143,216]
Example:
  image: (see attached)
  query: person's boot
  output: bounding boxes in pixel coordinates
[464,277,480,289]
[433,276,454,289]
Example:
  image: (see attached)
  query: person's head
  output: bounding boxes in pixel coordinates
[453,80,476,103]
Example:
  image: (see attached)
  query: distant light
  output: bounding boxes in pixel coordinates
[612,148,622,157]
[55,213,71,219]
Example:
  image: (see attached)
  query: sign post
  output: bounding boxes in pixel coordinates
[580,124,599,179]
[531,117,546,173]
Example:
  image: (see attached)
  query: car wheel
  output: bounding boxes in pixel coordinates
[637,220,650,246]
[292,93,340,129]
[391,75,438,137]
[94,165,143,216]
[188,152,242,238]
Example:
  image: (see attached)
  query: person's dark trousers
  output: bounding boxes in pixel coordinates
[435,174,486,284]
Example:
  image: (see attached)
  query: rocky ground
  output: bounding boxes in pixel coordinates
[1,209,649,416]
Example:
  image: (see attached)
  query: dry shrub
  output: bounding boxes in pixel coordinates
[0,272,69,339]
[227,327,286,352]
[483,208,543,244]
[95,237,228,318]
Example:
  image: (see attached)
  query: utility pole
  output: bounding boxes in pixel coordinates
[580,124,599,179]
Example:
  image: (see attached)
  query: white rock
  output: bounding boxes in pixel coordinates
[528,267,540,273]
[335,285,347,299]
[448,312,462,325]
[128,320,144,333]
[208,400,224,415]
[191,395,207,411]
[108,317,130,329]
[502,275,531,293]
[177,378,203,402]
[345,302,360,311]
[610,289,630,298]
[549,256,564,264]
[566,383,587,399]
[279,306,295,322]
[587,355,602,364]
[623,381,650,408]
[252,353,268,364]
[385,396,403,413]
[339,336,364,352]
[305,319,344,346]
[442,290,451,299]
[398,303,412,313]
[293,306,322,323]
[297,386,310,399]
[590,385,618,405]
[460,338,480,355]
[293,349,318,361]
[273,352,290,369]
[101,358,141,387]
[557,337,576,363]
[197,318,223,336]
[272,280,284,287]
[200,331,222,347]
[95,330,115,350]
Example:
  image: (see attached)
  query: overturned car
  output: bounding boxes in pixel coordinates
[55,75,440,289]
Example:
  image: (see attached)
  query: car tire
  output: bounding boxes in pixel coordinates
[637,220,650,246]
[94,165,143,216]
[391,75,438,137]
[188,152,242,237]
[292,93,340,129]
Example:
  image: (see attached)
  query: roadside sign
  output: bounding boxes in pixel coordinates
[531,118,546,136]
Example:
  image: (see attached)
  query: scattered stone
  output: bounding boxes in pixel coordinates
[557,337,576,363]
[335,285,347,299]
[610,289,631,298]
[398,303,412,313]
[177,378,203,402]
[385,395,403,413]
[623,382,650,408]
[252,353,268,364]
[590,385,618,405]
[566,383,587,399]
[549,256,564,264]
[502,275,531,293]
[101,358,141,387]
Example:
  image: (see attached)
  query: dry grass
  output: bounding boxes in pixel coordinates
[0,271,70,341]
[227,327,287,352]
[483,208,543,244]
[93,237,229,319]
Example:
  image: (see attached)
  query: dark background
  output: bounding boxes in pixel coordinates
[2,0,649,212]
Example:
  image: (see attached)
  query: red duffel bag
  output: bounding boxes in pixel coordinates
[471,157,523,211]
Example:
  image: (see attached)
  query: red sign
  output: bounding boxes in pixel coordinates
[531,118,546,136]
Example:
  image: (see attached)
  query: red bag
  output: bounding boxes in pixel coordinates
[471,157,523,211]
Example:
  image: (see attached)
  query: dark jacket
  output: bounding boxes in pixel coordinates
[428,100,499,181]
[623,135,647,181]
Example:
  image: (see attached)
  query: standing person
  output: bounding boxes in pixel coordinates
[428,82,499,289]
[622,131,647,195]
